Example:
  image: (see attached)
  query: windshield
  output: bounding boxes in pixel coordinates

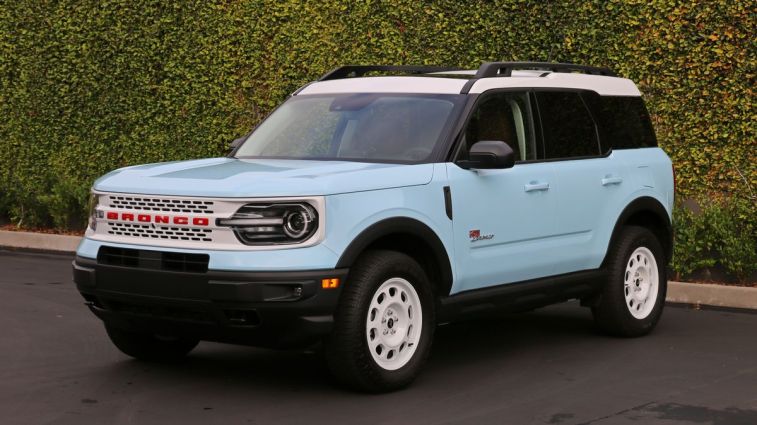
[234,93,464,163]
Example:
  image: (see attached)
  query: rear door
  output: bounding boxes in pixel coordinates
[533,90,629,274]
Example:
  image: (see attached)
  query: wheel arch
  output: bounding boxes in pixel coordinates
[335,217,454,297]
[603,196,673,265]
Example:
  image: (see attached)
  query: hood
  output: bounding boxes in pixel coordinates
[93,157,435,197]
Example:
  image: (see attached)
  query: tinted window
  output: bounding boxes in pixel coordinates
[461,92,535,162]
[535,92,600,159]
[595,96,657,151]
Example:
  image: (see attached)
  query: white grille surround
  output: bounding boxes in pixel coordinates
[86,191,325,251]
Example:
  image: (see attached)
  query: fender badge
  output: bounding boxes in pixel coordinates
[469,229,494,242]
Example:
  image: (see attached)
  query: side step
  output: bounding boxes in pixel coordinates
[438,269,606,322]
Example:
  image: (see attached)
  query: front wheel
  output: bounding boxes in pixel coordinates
[592,226,667,337]
[325,250,434,392]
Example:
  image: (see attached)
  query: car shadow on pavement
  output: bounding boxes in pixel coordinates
[96,303,600,394]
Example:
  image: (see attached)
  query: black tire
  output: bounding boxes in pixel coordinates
[592,225,667,337]
[325,250,435,392]
[105,324,198,362]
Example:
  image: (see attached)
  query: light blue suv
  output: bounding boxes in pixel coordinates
[74,62,674,392]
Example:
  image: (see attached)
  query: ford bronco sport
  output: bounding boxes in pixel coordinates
[74,62,674,392]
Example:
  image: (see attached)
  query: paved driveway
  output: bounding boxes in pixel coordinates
[1,250,755,425]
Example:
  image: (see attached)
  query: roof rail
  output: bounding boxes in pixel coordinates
[318,65,464,81]
[474,62,616,78]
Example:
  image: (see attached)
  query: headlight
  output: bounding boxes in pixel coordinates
[87,192,100,231]
[218,202,318,245]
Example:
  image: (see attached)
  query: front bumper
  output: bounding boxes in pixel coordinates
[73,250,347,349]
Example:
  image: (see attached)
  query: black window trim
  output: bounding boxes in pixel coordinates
[232,88,654,167]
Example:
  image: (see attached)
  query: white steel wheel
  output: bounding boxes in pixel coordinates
[592,226,667,337]
[624,247,659,319]
[365,277,422,371]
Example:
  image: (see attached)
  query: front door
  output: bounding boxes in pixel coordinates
[447,91,558,294]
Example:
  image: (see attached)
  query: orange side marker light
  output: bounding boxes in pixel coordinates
[321,278,340,289]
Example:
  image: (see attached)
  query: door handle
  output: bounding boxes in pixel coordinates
[524,181,550,192]
[601,176,623,186]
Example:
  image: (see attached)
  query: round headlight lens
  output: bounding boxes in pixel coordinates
[283,207,314,239]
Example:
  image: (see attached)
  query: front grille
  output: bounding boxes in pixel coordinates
[108,222,212,242]
[98,246,209,273]
[107,195,215,214]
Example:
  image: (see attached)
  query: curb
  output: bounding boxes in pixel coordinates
[1,231,755,310]
[666,281,757,311]
[0,230,81,253]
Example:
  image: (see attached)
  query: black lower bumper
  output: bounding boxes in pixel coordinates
[73,254,347,349]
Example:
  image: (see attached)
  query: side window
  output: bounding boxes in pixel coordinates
[595,96,658,152]
[535,91,600,160]
[461,92,535,162]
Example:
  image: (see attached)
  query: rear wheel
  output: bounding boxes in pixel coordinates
[592,226,667,337]
[325,250,434,392]
[105,324,198,362]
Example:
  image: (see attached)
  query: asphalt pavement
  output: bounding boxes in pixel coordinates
[1,250,756,425]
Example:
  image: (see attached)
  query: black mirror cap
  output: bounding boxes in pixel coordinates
[459,140,515,169]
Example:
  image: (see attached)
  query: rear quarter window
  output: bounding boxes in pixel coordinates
[594,96,657,152]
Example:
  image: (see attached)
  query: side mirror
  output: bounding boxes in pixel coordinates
[458,141,515,170]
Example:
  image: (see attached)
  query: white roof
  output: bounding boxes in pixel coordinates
[299,76,467,95]
[298,71,641,97]
[468,72,641,96]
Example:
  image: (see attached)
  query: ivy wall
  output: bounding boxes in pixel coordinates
[0,1,754,278]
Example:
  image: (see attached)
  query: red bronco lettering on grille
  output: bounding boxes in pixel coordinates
[106,211,209,226]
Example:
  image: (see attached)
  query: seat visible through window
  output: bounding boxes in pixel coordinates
[462,93,536,162]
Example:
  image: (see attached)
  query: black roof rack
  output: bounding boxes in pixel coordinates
[318,65,465,81]
[316,63,614,82]
[474,62,616,78]
[303,62,618,96]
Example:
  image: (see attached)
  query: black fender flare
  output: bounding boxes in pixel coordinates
[604,196,673,264]
[335,217,454,296]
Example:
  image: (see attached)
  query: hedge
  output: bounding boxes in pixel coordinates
[1,1,754,276]
[672,196,756,282]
